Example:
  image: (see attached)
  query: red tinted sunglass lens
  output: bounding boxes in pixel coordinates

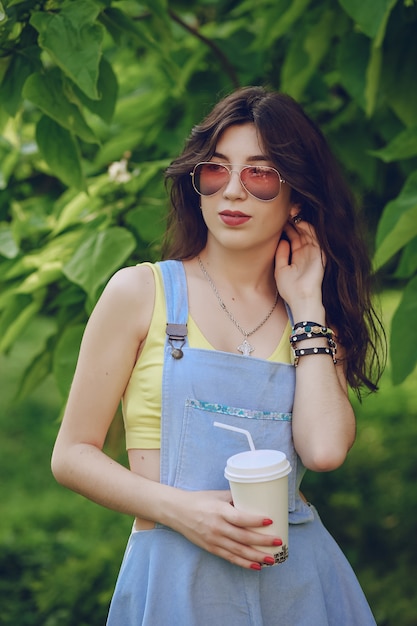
[240,167,281,201]
[192,163,282,200]
[195,163,229,196]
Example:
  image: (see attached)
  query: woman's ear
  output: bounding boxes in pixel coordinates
[289,204,302,222]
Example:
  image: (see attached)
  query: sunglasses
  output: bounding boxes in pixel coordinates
[190,162,285,202]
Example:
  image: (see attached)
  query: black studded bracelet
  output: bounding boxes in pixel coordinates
[293,346,337,367]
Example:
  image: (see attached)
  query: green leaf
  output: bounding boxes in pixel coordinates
[390,275,417,384]
[62,227,136,300]
[125,201,166,243]
[36,115,86,190]
[374,171,417,270]
[0,293,30,333]
[30,0,103,100]
[140,0,169,25]
[364,44,382,117]
[370,127,417,162]
[22,70,98,144]
[0,45,40,116]
[326,116,379,190]
[101,6,160,51]
[50,185,104,236]
[0,222,19,259]
[0,292,44,353]
[338,0,398,45]
[252,0,311,48]
[336,33,368,111]
[8,195,52,244]
[379,11,417,127]
[15,261,63,294]
[1,256,38,282]
[0,136,19,189]
[16,349,52,401]
[101,7,178,84]
[71,56,118,124]
[281,10,335,100]
[2,231,81,282]
[52,323,85,398]
[395,237,417,279]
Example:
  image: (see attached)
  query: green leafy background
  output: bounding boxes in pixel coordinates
[1,0,416,624]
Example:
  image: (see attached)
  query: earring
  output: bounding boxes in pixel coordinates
[292,214,302,225]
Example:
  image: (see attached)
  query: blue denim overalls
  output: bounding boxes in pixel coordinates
[107,260,376,626]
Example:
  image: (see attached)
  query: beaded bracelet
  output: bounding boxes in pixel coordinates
[291,321,334,339]
[293,346,337,367]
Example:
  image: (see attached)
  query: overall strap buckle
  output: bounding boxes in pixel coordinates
[166,323,188,359]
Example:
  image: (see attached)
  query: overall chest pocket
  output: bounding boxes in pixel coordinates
[172,398,297,513]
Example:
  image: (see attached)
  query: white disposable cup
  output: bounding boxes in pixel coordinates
[224,449,291,565]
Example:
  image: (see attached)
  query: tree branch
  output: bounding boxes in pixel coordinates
[168,9,240,89]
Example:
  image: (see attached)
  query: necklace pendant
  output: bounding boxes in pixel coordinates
[238,338,254,357]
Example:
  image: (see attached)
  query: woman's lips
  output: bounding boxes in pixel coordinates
[219,211,251,226]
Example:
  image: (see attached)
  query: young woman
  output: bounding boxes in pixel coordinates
[52,86,384,625]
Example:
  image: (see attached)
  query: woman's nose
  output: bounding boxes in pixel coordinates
[223,170,247,199]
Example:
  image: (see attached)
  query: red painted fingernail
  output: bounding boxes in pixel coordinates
[272,538,283,546]
[264,556,275,565]
[250,563,262,571]
[262,518,273,526]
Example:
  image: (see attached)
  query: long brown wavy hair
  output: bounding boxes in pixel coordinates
[163,86,385,395]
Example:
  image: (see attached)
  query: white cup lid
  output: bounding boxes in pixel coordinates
[224,449,291,483]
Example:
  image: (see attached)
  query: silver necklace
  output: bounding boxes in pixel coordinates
[197,255,279,356]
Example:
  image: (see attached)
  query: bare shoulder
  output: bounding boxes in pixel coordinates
[104,264,155,302]
[89,264,156,343]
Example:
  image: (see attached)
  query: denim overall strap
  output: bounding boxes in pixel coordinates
[158,260,189,359]
[157,259,191,488]
[157,260,188,327]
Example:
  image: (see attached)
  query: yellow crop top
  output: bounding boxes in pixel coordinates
[122,263,292,450]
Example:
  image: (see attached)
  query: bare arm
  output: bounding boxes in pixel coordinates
[275,219,356,472]
[51,265,280,569]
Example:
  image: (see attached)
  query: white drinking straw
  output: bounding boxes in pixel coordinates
[213,421,256,451]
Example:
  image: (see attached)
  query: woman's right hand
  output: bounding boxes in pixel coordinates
[166,489,282,570]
